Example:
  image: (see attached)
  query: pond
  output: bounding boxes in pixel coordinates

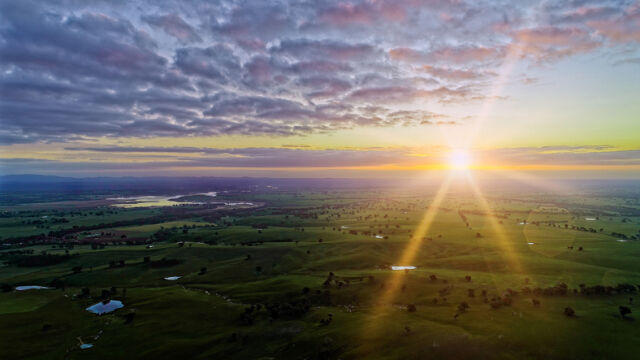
[15,286,50,291]
[164,276,181,281]
[80,344,94,349]
[86,300,124,315]
[391,266,416,270]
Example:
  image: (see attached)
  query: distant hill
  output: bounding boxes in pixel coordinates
[0,174,79,183]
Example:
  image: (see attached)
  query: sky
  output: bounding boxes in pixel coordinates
[0,0,639,178]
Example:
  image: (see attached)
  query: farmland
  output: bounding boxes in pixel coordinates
[1,181,640,359]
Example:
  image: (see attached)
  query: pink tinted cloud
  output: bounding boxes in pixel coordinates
[143,14,201,43]
[390,45,504,64]
[589,6,640,43]
[320,2,375,26]
[512,26,600,61]
[318,1,407,27]
[420,65,487,81]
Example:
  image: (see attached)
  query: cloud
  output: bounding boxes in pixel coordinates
[62,146,412,168]
[271,39,379,61]
[420,65,490,81]
[174,45,240,82]
[389,45,505,65]
[0,0,639,145]
[1,144,633,174]
[481,146,640,166]
[511,26,600,61]
[589,5,640,43]
[142,14,202,43]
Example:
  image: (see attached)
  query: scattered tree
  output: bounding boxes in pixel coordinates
[619,306,632,319]
[564,306,575,317]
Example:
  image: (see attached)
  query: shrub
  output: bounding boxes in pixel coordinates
[619,306,632,318]
[564,306,575,317]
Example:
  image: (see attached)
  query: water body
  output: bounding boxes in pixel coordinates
[164,276,181,281]
[15,286,50,291]
[80,344,94,349]
[108,192,255,208]
[391,266,416,270]
[109,192,217,208]
[585,217,596,221]
[86,300,124,315]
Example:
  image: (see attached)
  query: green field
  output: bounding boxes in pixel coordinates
[1,189,639,359]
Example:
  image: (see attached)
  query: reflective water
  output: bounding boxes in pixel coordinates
[109,192,217,208]
[86,300,124,315]
[15,286,50,291]
[391,266,416,270]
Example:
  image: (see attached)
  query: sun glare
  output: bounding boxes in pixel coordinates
[448,149,472,170]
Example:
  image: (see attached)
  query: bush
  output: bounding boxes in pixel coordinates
[619,306,632,318]
[149,258,182,268]
[564,306,575,317]
[7,254,74,267]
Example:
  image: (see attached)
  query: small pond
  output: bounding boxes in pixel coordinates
[391,266,416,271]
[16,286,50,291]
[86,300,124,315]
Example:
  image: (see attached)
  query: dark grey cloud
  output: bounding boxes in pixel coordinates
[143,13,202,43]
[1,0,639,145]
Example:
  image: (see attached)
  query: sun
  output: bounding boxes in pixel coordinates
[448,149,473,171]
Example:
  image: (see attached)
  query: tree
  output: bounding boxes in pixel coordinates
[124,312,136,324]
[199,267,207,275]
[619,306,632,318]
[81,287,91,297]
[407,304,417,312]
[458,302,469,312]
[564,306,575,317]
[72,265,82,274]
[101,289,111,299]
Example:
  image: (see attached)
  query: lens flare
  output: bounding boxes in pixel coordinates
[448,149,472,170]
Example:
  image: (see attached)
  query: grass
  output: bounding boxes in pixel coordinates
[1,190,639,359]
